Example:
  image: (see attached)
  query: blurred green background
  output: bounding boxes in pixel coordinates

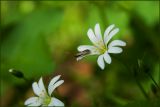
[0,1,160,107]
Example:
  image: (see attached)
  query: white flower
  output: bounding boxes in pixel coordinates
[77,23,126,70]
[24,75,64,107]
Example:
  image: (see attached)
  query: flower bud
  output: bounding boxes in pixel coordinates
[9,68,24,78]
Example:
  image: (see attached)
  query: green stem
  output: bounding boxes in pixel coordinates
[146,72,160,90]
[112,56,149,100]
[135,77,150,100]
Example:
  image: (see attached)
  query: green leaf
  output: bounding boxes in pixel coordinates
[1,8,63,83]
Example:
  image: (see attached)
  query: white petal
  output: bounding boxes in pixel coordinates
[48,97,64,106]
[24,97,39,105]
[48,80,64,96]
[104,28,119,44]
[48,75,61,90]
[28,101,42,106]
[108,40,126,48]
[77,45,100,55]
[24,97,42,106]
[95,23,102,41]
[108,47,122,54]
[38,77,47,94]
[103,52,111,64]
[87,29,99,46]
[97,55,105,70]
[78,45,95,51]
[32,82,41,96]
[104,24,115,42]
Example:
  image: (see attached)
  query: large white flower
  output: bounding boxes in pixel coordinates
[24,75,64,107]
[77,23,126,70]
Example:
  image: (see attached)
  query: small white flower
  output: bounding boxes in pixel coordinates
[77,23,126,70]
[24,75,64,107]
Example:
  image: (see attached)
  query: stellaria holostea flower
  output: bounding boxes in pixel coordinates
[24,75,64,106]
[77,23,126,69]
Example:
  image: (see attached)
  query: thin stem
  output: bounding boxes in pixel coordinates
[146,72,160,90]
[112,55,149,100]
[135,77,150,100]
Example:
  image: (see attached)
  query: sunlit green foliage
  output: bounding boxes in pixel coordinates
[0,1,159,107]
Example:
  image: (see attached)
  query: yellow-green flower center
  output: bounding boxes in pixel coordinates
[40,90,52,106]
[96,40,107,54]
[99,47,107,54]
[43,95,51,105]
